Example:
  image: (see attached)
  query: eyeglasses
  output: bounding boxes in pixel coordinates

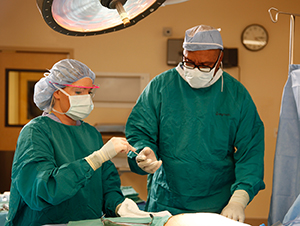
[182,52,222,72]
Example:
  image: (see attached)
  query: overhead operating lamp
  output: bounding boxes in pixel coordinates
[36,0,187,36]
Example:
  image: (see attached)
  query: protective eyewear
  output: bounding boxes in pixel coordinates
[182,51,222,72]
[50,82,99,98]
[63,84,99,89]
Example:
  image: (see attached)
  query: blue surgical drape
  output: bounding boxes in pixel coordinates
[268,65,300,226]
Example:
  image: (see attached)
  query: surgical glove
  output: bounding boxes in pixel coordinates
[221,190,249,223]
[116,198,171,218]
[85,137,136,171]
[136,147,162,174]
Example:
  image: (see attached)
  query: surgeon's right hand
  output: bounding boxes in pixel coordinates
[136,147,162,174]
[85,137,136,171]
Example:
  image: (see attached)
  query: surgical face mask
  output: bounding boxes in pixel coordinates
[53,87,94,121]
[184,66,218,88]
[182,51,223,89]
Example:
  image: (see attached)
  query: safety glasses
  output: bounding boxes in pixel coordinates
[63,84,99,89]
[63,84,99,98]
[50,82,99,98]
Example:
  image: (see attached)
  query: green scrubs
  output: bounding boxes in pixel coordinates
[5,116,124,226]
[126,67,265,215]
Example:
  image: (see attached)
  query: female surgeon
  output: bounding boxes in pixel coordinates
[5,59,138,225]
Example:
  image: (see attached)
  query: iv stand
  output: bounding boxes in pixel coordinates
[268,7,300,65]
[289,15,295,65]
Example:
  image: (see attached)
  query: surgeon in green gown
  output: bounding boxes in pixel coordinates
[5,59,139,226]
[125,25,265,222]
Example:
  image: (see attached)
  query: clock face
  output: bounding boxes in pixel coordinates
[242,24,268,51]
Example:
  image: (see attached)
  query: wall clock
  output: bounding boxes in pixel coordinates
[241,24,268,51]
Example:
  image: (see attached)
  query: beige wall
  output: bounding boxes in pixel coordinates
[1,0,300,220]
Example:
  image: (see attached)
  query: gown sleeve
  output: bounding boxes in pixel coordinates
[126,81,161,175]
[101,161,125,216]
[231,91,265,201]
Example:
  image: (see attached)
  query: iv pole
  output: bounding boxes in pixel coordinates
[289,15,295,65]
[268,7,300,65]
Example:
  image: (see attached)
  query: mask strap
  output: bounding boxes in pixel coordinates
[57,88,70,97]
[51,82,70,97]
[220,61,224,92]
[221,73,224,92]
[52,108,65,115]
[50,83,70,115]
[214,51,223,71]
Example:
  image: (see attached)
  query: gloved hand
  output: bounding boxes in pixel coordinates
[116,198,171,218]
[136,147,162,174]
[221,190,249,223]
[85,137,136,171]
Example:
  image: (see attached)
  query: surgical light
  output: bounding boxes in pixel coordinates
[36,0,188,36]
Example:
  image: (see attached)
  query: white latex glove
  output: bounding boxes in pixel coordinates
[117,198,171,218]
[221,190,249,223]
[85,137,136,171]
[136,147,162,174]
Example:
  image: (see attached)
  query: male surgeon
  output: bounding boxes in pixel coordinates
[125,25,265,222]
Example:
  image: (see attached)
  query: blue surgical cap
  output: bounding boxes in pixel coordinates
[34,59,96,112]
[183,25,223,51]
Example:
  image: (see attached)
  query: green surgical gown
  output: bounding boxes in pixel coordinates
[5,116,125,226]
[126,67,265,215]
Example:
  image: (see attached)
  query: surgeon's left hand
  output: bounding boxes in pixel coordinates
[221,190,249,223]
